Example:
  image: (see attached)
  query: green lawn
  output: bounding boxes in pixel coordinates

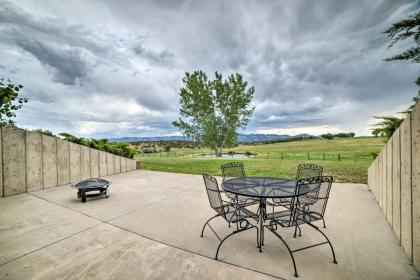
[135,137,386,183]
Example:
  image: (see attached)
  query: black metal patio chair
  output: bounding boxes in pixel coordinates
[221,162,258,206]
[200,173,260,260]
[296,163,323,180]
[270,164,324,223]
[264,176,337,277]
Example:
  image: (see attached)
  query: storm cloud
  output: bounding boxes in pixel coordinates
[0,0,418,138]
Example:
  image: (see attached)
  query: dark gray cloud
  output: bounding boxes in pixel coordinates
[16,39,89,85]
[0,0,418,137]
[133,44,175,65]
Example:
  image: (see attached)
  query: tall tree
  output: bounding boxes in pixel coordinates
[371,116,404,139]
[172,71,255,156]
[372,10,419,137]
[384,10,420,110]
[0,78,28,126]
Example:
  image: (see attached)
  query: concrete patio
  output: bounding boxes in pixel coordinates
[0,170,418,280]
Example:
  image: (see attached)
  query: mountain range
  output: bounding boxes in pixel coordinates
[108,133,311,143]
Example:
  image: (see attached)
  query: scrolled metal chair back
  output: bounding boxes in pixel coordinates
[296,163,323,180]
[202,173,226,217]
[221,162,245,182]
[296,176,333,223]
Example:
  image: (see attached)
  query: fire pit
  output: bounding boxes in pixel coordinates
[71,178,110,203]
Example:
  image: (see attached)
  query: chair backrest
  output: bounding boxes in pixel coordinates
[296,164,323,180]
[202,173,226,217]
[298,176,333,220]
[221,162,245,182]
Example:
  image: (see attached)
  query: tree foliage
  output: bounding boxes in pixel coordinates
[371,116,404,139]
[33,129,54,137]
[384,10,420,110]
[0,78,28,126]
[58,132,138,158]
[172,71,255,156]
[372,11,420,138]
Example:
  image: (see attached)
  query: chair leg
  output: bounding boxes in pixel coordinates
[265,226,299,277]
[215,225,256,260]
[306,222,337,264]
[200,214,220,237]
[293,225,302,238]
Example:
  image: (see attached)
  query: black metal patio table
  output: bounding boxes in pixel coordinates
[221,177,312,252]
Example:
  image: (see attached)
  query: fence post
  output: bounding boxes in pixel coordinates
[338,153,341,161]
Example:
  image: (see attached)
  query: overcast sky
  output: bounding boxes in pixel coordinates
[0,0,418,138]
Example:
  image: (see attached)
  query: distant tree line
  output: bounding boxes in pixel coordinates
[320,132,355,140]
[133,140,200,150]
[243,135,317,145]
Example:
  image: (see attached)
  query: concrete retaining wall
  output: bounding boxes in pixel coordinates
[26,131,43,192]
[0,126,139,197]
[2,126,26,196]
[90,148,99,178]
[368,101,420,271]
[57,139,70,186]
[81,146,90,180]
[42,135,57,188]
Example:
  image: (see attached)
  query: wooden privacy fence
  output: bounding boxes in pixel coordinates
[0,126,139,197]
[368,101,420,271]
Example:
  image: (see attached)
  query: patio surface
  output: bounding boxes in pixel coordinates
[0,170,418,280]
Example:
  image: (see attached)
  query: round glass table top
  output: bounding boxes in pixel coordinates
[221,177,310,198]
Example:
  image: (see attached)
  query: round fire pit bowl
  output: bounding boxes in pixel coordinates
[71,178,111,203]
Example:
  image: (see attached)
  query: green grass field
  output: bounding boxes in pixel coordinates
[135,137,386,183]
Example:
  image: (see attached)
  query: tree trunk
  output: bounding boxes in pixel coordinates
[215,146,223,157]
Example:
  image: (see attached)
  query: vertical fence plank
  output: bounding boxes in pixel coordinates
[114,155,121,173]
[3,126,26,196]
[411,102,420,270]
[99,151,107,177]
[0,127,2,197]
[400,117,413,261]
[107,153,114,175]
[26,131,43,191]
[69,143,81,183]
[382,147,388,213]
[386,139,393,224]
[376,153,380,204]
[81,146,90,180]
[90,148,99,178]
[42,135,57,189]
[392,128,401,240]
[121,157,127,172]
[57,139,70,186]
[378,150,385,209]
[375,158,379,200]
